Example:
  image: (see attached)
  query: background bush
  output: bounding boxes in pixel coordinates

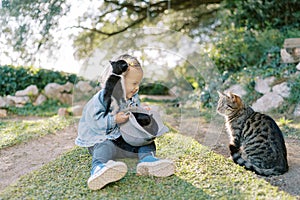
[0,65,79,96]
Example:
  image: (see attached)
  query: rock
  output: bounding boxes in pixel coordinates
[71,105,83,116]
[0,109,7,117]
[6,95,30,105]
[272,82,290,98]
[15,85,39,97]
[251,92,284,112]
[44,82,73,105]
[281,49,295,63]
[0,96,9,108]
[44,83,64,99]
[75,81,93,93]
[60,93,73,105]
[294,104,300,117]
[254,76,275,94]
[57,108,69,116]
[225,84,247,97]
[33,94,47,106]
[62,82,74,93]
[296,62,300,71]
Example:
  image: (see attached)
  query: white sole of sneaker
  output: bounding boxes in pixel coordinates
[136,160,175,177]
[88,161,127,190]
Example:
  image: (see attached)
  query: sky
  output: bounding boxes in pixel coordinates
[0,0,102,74]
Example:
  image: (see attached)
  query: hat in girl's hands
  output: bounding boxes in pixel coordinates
[119,107,169,146]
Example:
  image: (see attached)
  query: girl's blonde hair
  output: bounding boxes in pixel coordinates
[116,54,142,70]
[99,54,143,87]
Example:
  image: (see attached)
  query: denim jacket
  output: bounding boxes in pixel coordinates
[75,89,140,147]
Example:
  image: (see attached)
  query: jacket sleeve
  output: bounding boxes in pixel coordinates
[92,91,117,134]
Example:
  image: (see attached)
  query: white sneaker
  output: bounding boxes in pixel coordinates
[136,158,175,177]
[87,160,127,190]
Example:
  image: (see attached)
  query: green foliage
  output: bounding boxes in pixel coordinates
[210,26,248,73]
[139,82,169,95]
[6,99,68,117]
[287,74,300,105]
[223,0,300,30]
[0,65,79,96]
[0,132,294,199]
[210,26,298,74]
[211,0,300,74]
[0,116,76,150]
[0,0,69,60]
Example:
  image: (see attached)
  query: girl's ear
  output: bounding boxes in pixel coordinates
[123,65,130,76]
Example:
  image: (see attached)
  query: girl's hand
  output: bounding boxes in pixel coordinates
[142,104,151,111]
[115,111,129,124]
[143,106,151,111]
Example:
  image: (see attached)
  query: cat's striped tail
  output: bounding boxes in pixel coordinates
[232,153,288,176]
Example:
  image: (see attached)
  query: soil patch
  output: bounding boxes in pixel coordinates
[0,121,77,191]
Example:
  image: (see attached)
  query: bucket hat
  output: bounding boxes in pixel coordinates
[119,107,169,146]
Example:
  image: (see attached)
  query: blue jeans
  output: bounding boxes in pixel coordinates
[88,136,156,173]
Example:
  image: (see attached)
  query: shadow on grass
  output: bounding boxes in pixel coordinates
[0,133,295,200]
[0,147,211,200]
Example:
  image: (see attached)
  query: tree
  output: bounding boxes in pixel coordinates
[0,0,70,63]
[0,0,221,63]
[223,0,300,30]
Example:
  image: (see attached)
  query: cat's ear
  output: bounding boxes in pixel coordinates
[231,93,243,106]
[109,60,115,66]
[217,91,225,97]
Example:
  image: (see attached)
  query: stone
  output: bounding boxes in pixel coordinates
[296,62,300,71]
[251,92,284,112]
[62,82,74,93]
[0,96,8,108]
[272,82,290,98]
[15,85,39,97]
[0,109,7,117]
[44,82,73,105]
[254,76,275,94]
[75,81,93,93]
[6,95,30,105]
[71,105,83,116]
[60,93,73,105]
[57,107,69,117]
[33,94,47,106]
[281,49,296,63]
[44,83,64,99]
[282,38,300,63]
[294,104,300,117]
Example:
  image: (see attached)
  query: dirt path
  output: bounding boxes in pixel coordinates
[0,122,77,191]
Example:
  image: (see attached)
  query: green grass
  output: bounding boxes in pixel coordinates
[0,116,76,150]
[0,132,295,200]
[6,100,68,117]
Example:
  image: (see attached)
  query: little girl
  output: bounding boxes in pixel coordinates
[75,54,174,190]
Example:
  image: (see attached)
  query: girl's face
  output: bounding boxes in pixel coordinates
[124,67,143,100]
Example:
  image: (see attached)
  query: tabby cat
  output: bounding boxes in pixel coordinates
[216,91,288,176]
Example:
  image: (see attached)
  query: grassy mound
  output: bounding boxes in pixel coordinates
[0,116,76,150]
[0,132,295,200]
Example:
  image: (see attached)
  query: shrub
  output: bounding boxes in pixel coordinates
[0,65,79,96]
[139,82,169,95]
